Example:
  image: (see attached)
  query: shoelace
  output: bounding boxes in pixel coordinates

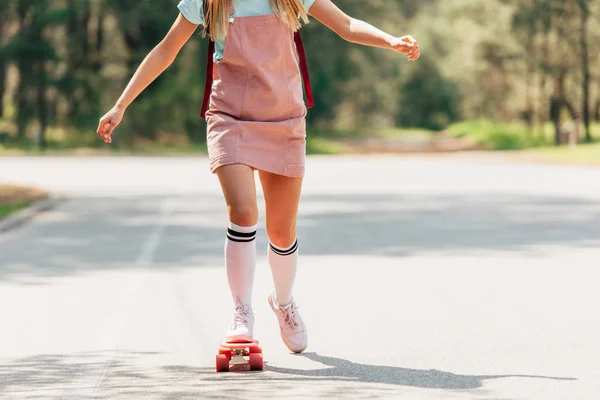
[232,307,250,329]
[280,303,300,330]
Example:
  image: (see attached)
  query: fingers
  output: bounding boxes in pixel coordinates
[408,44,420,61]
[96,119,105,138]
[405,37,420,61]
[401,35,416,45]
[394,36,420,60]
[97,118,114,143]
[103,125,113,143]
[397,43,412,54]
[97,120,109,141]
[103,122,114,143]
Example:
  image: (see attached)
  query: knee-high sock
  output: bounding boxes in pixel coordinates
[268,238,299,306]
[225,222,257,307]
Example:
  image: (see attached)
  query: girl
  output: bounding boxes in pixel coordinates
[97,0,419,354]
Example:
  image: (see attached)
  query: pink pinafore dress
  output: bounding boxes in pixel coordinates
[200,0,314,178]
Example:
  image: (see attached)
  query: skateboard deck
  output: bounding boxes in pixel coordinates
[216,340,263,372]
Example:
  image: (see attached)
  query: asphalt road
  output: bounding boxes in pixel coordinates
[0,154,599,399]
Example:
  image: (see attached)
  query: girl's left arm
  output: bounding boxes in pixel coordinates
[308,0,420,61]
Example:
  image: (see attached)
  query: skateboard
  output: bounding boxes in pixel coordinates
[216,340,263,372]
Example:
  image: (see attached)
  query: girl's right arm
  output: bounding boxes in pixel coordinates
[308,0,420,61]
[97,13,200,143]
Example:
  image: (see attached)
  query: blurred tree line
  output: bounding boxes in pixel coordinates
[0,0,598,149]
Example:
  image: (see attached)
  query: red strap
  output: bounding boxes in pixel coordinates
[294,31,314,108]
[200,40,215,120]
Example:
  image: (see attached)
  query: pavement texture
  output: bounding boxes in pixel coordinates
[0,154,599,399]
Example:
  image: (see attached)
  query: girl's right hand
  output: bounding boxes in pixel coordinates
[97,106,125,144]
[391,36,420,61]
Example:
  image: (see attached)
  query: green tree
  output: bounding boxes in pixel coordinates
[397,56,461,131]
[2,0,72,148]
[56,0,106,131]
[0,0,11,118]
[576,0,591,142]
[104,0,206,145]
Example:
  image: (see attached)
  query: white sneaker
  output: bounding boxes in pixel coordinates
[268,290,307,353]
[225,305,254,342]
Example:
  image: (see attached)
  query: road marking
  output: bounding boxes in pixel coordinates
[63,198,175,399]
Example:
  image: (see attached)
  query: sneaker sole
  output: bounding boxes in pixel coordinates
[225,334,253,343]
[268,295,307,353]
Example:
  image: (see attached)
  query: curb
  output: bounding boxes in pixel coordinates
[0,194,67,233]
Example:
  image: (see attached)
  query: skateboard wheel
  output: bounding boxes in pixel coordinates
[218,347,232,361]
[216,354,229,372]
[249,353,263,371]
[248,345,261,354]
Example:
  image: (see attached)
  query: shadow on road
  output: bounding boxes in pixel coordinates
[1,191,600,282]
[0,351,576,399]
[0,352,273,399]
[267,352,576,389]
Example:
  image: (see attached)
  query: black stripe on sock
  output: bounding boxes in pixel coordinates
[270,240,298,256]
[227,234,256,243]
[227,228,256,239]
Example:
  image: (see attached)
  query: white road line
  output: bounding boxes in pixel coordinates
[63,198,175,400]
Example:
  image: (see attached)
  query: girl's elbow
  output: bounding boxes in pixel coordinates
[336,26,352,42]
[337,19,355,43]
[337,30,351,42]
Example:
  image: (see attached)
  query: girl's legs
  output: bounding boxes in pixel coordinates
[216,164,259,342]
[258,170,308,353]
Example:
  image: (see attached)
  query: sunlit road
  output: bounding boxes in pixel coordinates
[1,154,599,399]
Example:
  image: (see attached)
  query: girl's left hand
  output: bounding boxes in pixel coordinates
[391,35,420,61]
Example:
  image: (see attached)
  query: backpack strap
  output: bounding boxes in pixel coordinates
[200,39,215,120]
[294,30,314,109]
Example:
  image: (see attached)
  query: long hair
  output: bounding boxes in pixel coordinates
[203,0,309,41]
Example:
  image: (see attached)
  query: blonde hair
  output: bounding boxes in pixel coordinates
[203,0,309,41]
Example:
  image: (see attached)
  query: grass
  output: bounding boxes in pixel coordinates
[0,115,439,156]
[448,120,553,150]
[447,120,600,166]
[374,127,437,138]
[0,184,49,221]
[306,135,348,154]
[0,138,209,156]
[0,203,31,219]
[304,126,439,154]
[3,118,600,165]
[1,136,348,156]
[448,120,600,151]
[515,141,600,166]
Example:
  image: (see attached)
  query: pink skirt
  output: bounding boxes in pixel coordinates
[205,14,307,178]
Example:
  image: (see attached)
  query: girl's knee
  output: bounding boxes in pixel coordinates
[228,203,259,226]
[267,226,296,248]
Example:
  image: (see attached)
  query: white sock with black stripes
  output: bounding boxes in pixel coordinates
[225,222,257,307]
[268,238,299,307]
